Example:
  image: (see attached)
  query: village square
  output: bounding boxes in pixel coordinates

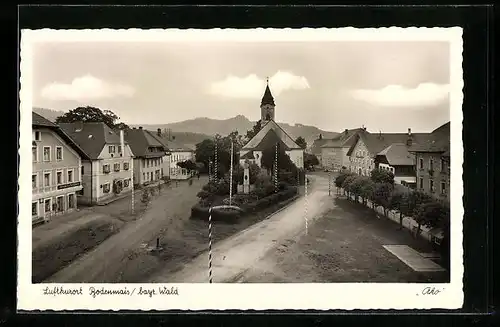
[31,80,451,284]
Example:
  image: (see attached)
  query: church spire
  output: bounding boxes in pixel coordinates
[260,77,275,123]
[261,77,275,106]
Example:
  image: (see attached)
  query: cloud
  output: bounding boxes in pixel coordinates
[41,75,135,101]
[349,83,450,107]
[208,71,310,99]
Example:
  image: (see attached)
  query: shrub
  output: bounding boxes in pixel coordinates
[413,201,449,238]
[190,205,241,223]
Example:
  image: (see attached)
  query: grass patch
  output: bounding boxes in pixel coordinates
[32,219,120,283]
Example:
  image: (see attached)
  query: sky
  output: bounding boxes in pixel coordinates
[32,40,451,133]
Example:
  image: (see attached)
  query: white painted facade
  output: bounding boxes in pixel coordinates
[170,150,195,180]
[79,142,134,205]
[349,138,375,176]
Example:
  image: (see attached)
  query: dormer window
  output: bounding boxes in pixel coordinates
[34,131,41,141]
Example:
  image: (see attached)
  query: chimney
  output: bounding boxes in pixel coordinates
[157,128,161,137]
[319,133,323,140]
[139,126,143,130]
[408,128,412,136]
[378,130,382,139]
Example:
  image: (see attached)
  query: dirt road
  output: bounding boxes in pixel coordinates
[46,177,207,283]
[151,174,334,283]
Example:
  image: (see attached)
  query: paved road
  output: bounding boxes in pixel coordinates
[46,177,208,283]
[151,174,335,283]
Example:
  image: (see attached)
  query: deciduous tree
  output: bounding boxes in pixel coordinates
[55,106,129,129]
[295,136,307,149]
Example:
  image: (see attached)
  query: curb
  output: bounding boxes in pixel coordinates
[263,194,301,220]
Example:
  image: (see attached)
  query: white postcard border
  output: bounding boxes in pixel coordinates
[18,27,464,311]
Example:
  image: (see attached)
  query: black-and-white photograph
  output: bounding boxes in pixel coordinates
[19,28,463,310]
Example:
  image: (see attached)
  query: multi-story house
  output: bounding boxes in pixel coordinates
[150,129,171,180]
[124,127,168,186]
[409,122,450,202]
[347,128,432,178]
[152,131,196,180]
[374,143,417,187]
[60,122,134,205]
[32,112,87,224]
[310,134,327,167]
[320,128,364,171]
[169,143,196,180]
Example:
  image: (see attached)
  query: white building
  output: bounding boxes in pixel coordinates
[60,122,135,205]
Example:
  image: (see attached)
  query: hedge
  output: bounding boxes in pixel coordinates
[190,186,298,222]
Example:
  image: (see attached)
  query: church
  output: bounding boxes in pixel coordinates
[239,80,305,169]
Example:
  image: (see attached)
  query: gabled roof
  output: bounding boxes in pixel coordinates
[124,128,167,158]
[409,122,450,154]
[242,119,302,151]
[321,128,365,148]
[261,83,275,106]
[59,122,126,160]
[252,128,291,151]
[150,132,194,153]
[32,112,57,127]
[33,113,90,159]
[347,130,433,157]
[376,143,415,166]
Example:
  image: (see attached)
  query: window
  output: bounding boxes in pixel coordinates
[67,169,73,183]
[429,158,434,171]
[124,179,130,187]
[68,194,75,209]
[114,163,120,172]
[56,146,63,161]
[44,199,51,212]
[56,196,64,212]
[123,162,129,170]
[103,164,110,173]
[440,159,446,171]
[56,171,63,184]
[118,145,122,153]
[32,202,38,217]
[32,174,37,189]
[430,179,435,192]
[109,145,116,153]
[441,181,446,195]
[142,160,145,168]
[43,146,51,161]
[81,166,84,175]
[419,157,424,169]
[147,160,150,168]
[419,178,424,189]
[103,183,110,193]
[34,131,41,141]
[44,172,51,187]
[143,172,146,180]
[32,146,38,162]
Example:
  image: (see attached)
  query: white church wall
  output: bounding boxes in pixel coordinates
[287,149,304,169]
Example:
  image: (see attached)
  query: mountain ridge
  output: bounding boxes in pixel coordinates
[31,108,338,148]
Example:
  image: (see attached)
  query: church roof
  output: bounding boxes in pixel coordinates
[240,151,255,159]
[242,119,302,151]
[261,83,275,106]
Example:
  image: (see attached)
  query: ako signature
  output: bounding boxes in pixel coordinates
[420,287,444,296]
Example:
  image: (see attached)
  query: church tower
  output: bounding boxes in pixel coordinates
[260,77,275,123]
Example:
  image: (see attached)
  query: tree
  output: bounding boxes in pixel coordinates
[295,136,307,149]
[359,178,375,206]
[195,139,216,171]
[370,168,395,185]
[177,159,198,174]
[335,172,354,195]
[413,201,448,238]
[389,191,407,229]
[342,175,358,200]
[304,153,320,169]
[372,183,393,216]
[55,106,129,129]
[245,120,262,141]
